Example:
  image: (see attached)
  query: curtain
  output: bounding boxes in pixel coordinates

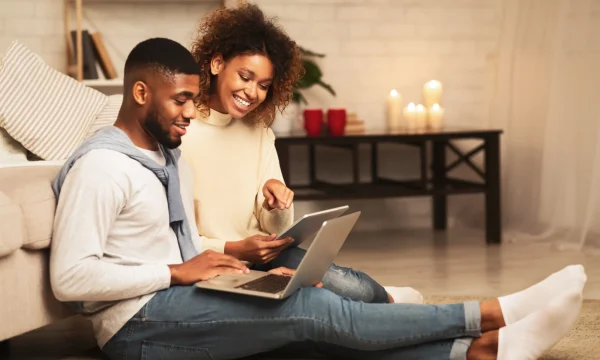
[458,0,600,253]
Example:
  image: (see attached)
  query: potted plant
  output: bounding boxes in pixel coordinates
[272,47,336,135]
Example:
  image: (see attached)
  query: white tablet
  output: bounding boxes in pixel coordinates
[277,205,350,247]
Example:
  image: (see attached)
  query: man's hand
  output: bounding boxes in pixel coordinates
[168,250,249,286]
[225,234,294,264]
[263,179,294,210]
[268,267,323,288]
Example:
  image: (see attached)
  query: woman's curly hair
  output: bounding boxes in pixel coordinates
[190,3,304,127]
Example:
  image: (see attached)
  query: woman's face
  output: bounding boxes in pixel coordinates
[210,53,274,119]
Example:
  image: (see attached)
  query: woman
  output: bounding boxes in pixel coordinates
[180,3,421,304]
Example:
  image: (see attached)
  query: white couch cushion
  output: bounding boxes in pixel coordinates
[0,127,27,164]
[0,165,62,256]
[0,191,23,257]
[0,41,108,160]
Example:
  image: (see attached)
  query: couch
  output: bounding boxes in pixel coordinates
[0,163,73,350]
[0,40,120,357]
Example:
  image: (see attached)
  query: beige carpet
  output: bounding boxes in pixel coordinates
[426,295,600,360]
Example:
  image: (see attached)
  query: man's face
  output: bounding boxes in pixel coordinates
[143,73,200,149]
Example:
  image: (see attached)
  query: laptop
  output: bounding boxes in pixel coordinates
[277,205,349,247]
[195,211,361,299]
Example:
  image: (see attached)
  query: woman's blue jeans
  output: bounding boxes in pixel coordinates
[252,246,390,303]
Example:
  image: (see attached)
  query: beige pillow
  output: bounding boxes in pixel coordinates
[86,94,123,138]
[0,41,108,160]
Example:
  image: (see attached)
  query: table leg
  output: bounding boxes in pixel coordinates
[352,143,360,185]
[309,144,316,186]
[485,135,502,244]
[371,142,378,183]
[432,140,447,230]
[420,142,427,189]
[0,339,10,358]
[275,142,291,185]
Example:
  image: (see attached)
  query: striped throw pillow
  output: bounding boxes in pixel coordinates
[0,41,108,160]
[85,94,122,139]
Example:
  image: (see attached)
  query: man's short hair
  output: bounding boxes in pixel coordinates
[124,38,200,81]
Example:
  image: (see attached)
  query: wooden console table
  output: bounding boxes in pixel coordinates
[274,127,503,244]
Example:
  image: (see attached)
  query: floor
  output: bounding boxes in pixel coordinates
[5,227,599,359]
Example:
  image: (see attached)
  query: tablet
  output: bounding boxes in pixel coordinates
[277,205,350,247]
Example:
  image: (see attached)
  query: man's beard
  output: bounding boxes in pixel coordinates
[144,105,181,149]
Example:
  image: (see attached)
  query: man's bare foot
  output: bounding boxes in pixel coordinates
[467,330,498,360]
[480,299,506,332]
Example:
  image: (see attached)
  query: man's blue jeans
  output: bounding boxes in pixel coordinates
[101,286,481,360]
[253,246,390,303]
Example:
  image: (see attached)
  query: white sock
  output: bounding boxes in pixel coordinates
[498,264,586,324]
[497,289,582,360]
[384,286,424,304]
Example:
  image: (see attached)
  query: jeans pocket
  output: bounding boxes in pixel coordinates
[141,341,215,360]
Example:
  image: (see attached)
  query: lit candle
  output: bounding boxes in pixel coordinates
[387,89,402,129]
[428,103,444,129]
[403,102,417,130]
[416,104,427,129]
[423,80,443,108]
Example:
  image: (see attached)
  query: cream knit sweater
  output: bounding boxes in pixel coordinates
[180,109,293,252]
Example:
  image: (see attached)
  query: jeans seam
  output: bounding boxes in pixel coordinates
[124,322,136,360]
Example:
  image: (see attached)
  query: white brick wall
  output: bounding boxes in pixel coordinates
[246,0,502,130]
[0,0,65,71]
[1,0,502,128]
[0,0,220,75]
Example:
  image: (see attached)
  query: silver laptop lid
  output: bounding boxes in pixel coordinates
[282,211,361,297]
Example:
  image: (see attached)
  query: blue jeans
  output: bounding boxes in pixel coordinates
[101,286,481,360]
[252,246,390,303]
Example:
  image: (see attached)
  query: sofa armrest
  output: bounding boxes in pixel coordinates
[0,164,62,257]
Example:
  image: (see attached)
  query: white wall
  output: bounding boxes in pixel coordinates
[0,0,221,74]
[252,0,501,130]
[1,0,503,231]
[0,0,66,71]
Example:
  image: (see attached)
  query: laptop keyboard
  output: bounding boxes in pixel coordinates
[235,274,292,294]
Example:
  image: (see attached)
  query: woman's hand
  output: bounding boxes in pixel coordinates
[263,179,294,210]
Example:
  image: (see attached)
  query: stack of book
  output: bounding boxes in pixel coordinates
[69,30,118,80]
[345,112,365,135]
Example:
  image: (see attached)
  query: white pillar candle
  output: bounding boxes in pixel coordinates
[387,89,402,129]
[403,102,417,130]
[428,103,444,129]
[416,104,427,129]
[423,80,443,108]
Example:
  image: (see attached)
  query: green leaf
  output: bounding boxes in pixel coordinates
[299,46,325,58]
[317,80,336,97]
[295,59,323,89]
[293,91,308,105]
[292,46,336,105]
[303,59,323,78]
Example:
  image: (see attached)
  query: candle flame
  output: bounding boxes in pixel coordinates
[432,103,440,110]
[407,102,416,110]
[426,80,441,89]
[390,89,399,97]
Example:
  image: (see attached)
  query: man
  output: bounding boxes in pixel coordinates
[50,38,584,360]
